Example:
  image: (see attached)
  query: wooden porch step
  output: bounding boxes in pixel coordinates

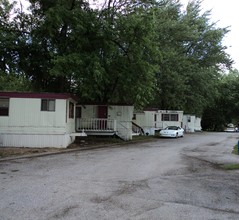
[132,132,140,136]
[83,131,115,136]
[70,132,87,137]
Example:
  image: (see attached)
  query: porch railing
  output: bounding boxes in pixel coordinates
[132,122,144,135]
[76,118,116,131]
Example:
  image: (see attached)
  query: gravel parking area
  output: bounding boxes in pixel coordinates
[0,132,239,220]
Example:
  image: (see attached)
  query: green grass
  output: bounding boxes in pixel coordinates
[220,143,239,170]
[221,164,239,170]
[232,144,238,155]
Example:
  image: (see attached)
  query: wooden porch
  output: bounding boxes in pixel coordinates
[76,118,116,132]
[76,118,134,140]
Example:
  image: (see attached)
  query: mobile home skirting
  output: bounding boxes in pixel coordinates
[0,133,75,148]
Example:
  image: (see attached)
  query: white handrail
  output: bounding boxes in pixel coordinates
[76,118,132,140]
[76,118,115,131]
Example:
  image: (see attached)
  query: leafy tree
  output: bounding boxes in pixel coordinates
[151,0,232,116]
[0,0,32,90]
[76,0,158,105]
[0,0,234,120]
[202,69,239,130]
[24,0,159,107]
[0,0,17,74]
[150,1,195,110]
[0,73,32,91]
[18,0,91,92]
[181,1,232,116]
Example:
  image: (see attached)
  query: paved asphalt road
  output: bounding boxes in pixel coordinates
[0,132,239,220]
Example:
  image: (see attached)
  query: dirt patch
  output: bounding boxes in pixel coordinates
[0,136,124,158]
[0,147,66,158]
[68,136,124,149]
[0,136,155,159]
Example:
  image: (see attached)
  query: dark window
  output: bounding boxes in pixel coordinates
[41,99,55,111]
[162,113,178,121]
[162,114,169,121]
[132,113,136,120]
[170,114,178,121]
[0,98,9,116]
[69,102,74,118]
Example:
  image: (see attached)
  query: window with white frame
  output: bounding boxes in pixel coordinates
[41,99,55,111]
[0,98,9,116]
[161,113,179,121]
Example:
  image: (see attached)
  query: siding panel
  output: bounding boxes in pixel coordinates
[8,98,66,128]
[1,133,72,148]
[9,98,40,126]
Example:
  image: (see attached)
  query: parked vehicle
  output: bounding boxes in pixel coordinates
[159,126,184,138]
[224,123,236,132]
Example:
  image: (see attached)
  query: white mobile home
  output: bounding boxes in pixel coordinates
[183,115,202,132]
[76,104,134,140]
[132,110,156,135]
[194,117,202,131]
[133,109,184,135]
[155,110,184,129]
[0,92,77,148]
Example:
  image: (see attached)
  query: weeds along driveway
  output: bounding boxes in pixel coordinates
[0,132,239,220]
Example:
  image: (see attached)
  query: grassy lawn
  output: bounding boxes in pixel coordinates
[232,144,238,155]
[221,164,239,170]
[221,144,239,170]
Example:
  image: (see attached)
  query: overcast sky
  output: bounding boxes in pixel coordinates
[181,0,239,70]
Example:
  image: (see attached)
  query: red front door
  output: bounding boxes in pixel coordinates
[98,106,108,118]
[97,106,108,129]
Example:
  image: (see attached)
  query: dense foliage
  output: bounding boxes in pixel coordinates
[202,69,239,130]
[0,0,238,129]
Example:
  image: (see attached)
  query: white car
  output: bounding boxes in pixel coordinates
[224,127,236,132]
[224,123,236,132]
[159,126,184,138]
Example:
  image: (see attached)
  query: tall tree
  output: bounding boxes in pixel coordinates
[202,69,239,131]
[0,0,32,90]
[25,0,159,107]
[74,0,158,105]
[0,0,233,117]
[18,0,92,92]
[152,0,232,116]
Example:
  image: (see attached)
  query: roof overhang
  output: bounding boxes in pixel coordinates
[0,91,78,102]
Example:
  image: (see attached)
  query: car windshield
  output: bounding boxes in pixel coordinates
[166,126,178,130]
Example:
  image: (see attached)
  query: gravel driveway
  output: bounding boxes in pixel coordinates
[0,132,239,220]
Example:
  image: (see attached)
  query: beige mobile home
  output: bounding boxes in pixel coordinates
[133,109,184,135]
[76,104,134,140]
[0,92,77,148]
